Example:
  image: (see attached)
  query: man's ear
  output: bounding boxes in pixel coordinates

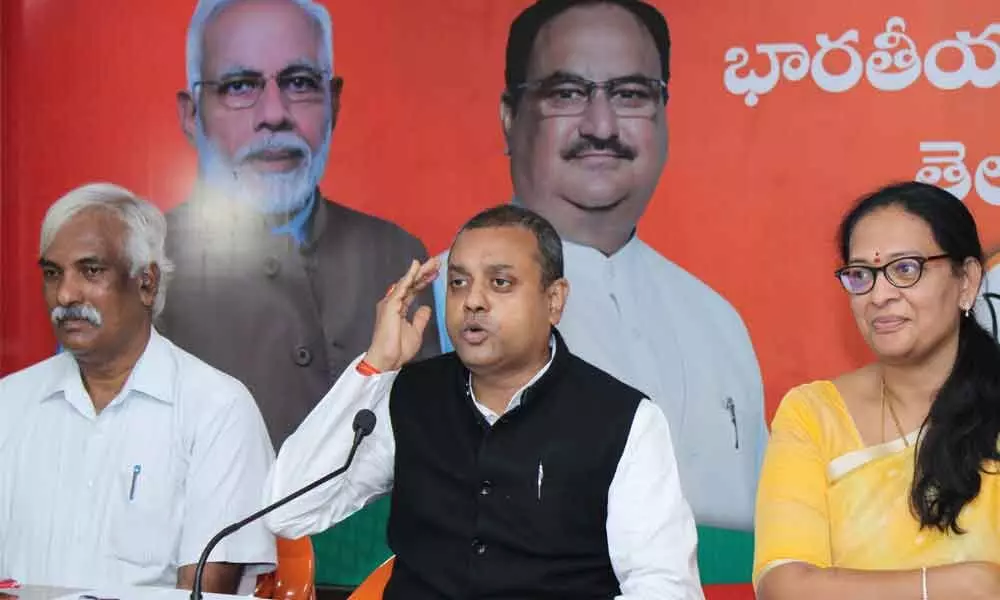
[138,264,161,311]
[499,93,514,156]
[546,277,569,326]
[329,76,344,131]
[177,90,198,146]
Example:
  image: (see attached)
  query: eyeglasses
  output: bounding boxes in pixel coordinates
[835,254,951,295]
[513,75,668,118]
[194,67,331,110]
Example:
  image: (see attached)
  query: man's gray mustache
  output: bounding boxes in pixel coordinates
[51,304,103,328]
[235,134,312,166]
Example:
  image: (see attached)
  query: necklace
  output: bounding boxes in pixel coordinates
[881,375,910,447]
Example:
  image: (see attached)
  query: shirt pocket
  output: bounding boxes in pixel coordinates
[110,462,181,567]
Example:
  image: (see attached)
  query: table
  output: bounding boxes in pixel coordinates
[1,586,81,600]
[0,586,242,600]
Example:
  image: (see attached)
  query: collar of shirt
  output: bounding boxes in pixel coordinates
[562,233,641,262]
[562,235,643,286]
[270,190,317,247]
[40,328,176,419]
[467,334,557,425]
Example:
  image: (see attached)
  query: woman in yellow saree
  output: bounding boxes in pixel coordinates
[754,182,1000,600]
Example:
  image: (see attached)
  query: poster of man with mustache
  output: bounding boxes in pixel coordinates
[158,0,441,449]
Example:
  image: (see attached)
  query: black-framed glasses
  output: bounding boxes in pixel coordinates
[835,254,951,295]
[513,75,668,118]
[194,67,331,110]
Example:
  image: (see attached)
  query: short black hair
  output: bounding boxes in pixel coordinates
[504,0,671,101]
[455,205,564,288]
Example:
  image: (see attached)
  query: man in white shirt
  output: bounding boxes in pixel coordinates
[265,205,703,599]
[431,0,765,530]
[0,183,275,593]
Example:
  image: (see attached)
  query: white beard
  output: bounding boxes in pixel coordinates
[194,119,331,215]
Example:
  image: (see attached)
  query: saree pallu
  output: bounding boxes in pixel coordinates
[753,381,1000,587]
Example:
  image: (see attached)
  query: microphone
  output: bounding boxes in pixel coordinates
[190,408,378,600]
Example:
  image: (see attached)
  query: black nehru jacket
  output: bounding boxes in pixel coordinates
[384,328,644,600]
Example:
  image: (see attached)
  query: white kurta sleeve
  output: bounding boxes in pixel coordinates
[262,354,398,539]
[607,399,704,600]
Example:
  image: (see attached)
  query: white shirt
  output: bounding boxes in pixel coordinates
[0,328,276,588]
[263,345,704,600]
[433,237,765,530]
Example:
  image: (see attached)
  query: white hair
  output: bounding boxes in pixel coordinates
[40,183,176,319]
[185,0,335,93]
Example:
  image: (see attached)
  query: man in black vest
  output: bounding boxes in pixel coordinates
[265,205,703,599]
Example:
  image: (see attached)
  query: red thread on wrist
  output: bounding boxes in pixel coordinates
[356,359,382,376]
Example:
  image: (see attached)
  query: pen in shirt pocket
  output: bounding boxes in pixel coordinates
[129,464,142,501]
[725,397,740,450]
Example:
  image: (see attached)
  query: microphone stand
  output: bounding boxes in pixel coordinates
[190,409,376,600]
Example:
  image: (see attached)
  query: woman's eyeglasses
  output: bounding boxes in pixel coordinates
[835,254,951,295]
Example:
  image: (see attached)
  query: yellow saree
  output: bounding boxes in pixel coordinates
[753,381,1000,587]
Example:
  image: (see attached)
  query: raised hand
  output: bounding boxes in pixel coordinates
[363,257,440,372]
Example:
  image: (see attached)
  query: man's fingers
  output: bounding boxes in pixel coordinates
[416,256,441,282]
[407,268,440,300]
[384,260,419,304]
[398,259,421,291]
[382,257,439,316]
[411,305,433,338]
[401,273,441,315]
[395,258,440,308]
[402,258,439,296]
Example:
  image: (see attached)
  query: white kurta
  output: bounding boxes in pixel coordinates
[0,328,276,588]
[433,236,765,530]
